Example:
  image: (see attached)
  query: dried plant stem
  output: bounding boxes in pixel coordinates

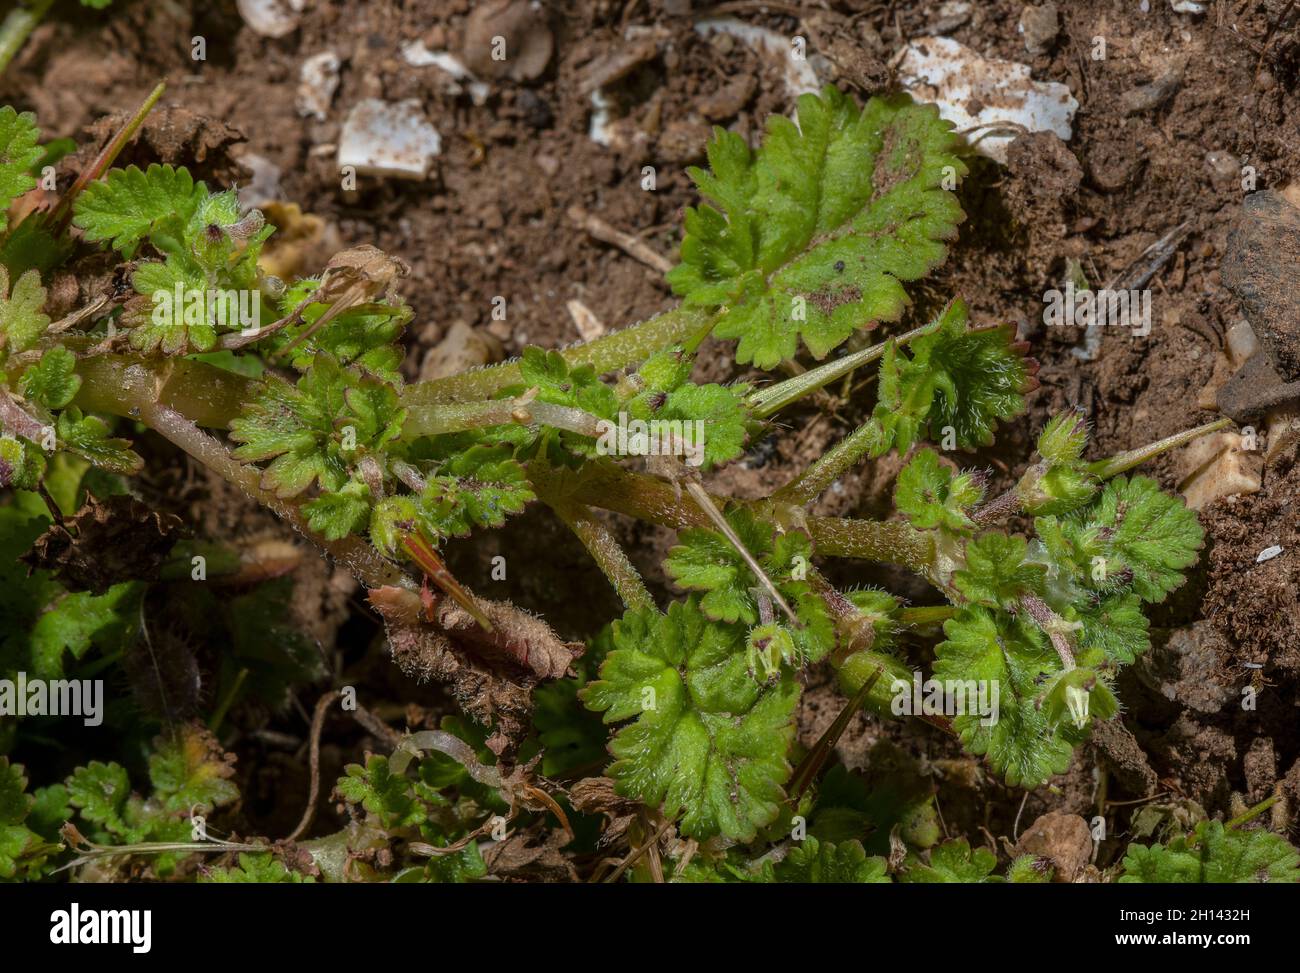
[681,478,800,624]
[50,81,167,233]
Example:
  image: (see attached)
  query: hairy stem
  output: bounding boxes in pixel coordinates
[772,416,883,505]
[748,323,930,420]
[545,494,654,612]
[554,459,935,571]
[1085,417,1233,479]
[402,305,715,408]
[403,392,606,440]
[1020,594,1076,670]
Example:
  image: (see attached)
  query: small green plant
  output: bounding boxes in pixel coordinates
[2,83,1287,883]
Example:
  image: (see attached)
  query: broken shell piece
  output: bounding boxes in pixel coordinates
[1197,319,1258,410]
[566,299,605,342]
[578,30,664,96]
[401,43,492,106]
[896,36,1078,165]
[1256,545,1284,563]
[338,99,441,181]
[694,18,825,96]
[236,0,300,38]
[418,322,503,382]
[297,52,341,121]
[1170,0,1206,13]
[235,151,282,210]
[1265,402,1300,464]
[1176,431,1262,510]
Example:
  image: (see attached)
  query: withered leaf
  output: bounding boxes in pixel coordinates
[368,586,581,755]
[570,776,638,849]
[482,826,576,882]
[22,494,184,594]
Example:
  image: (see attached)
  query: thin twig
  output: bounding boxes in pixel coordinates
[286,690,341,843]
[568,205,674,275]
[603,814,677,883]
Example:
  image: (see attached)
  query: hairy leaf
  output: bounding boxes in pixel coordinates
[669,88,966,368]
[73,163,206,255]
[933,607,1083,789]
[580,599,798,841]
[1120,821,1300,884]
[0,108,42,232]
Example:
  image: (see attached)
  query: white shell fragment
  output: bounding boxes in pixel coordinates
[236,0,300,38]
[1256,545,1284,563]
[235,152,282,210]
[337,99,441,181]
[1170,0,1206,13]
[896,36,1078,164]
[296,52,341,121]
[693,18,824,96]
[400,43,492,106]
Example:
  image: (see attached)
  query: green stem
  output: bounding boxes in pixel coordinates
[1085,417,1233,480]
[897,605,957,627]
[772,417,883,505]
[402,305,715,408]
[748,323,930,420]
[553,459,935,572]
[402,393,605,440]
[0,0,53,76]
[1225,794,1280,831]
[207,667,248,734]
[50,80,167,233]
[545,495,654,612]
[72,354,255,429]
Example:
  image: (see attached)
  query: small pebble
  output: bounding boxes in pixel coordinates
[1019,3,1060,56]
[1255,545,1283,563]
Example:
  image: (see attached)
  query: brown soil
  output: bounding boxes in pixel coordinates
[6,0,1300,866]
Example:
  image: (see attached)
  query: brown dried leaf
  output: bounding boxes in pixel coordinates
[482,826,576,882]
[368,586,580,754]
[22,494,183,594]
[570,776,638,849]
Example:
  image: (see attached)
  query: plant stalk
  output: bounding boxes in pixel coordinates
[1086,417,1233,480]
[403,305,715,408]
[748,323,931,420]
[545,495,654,612]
